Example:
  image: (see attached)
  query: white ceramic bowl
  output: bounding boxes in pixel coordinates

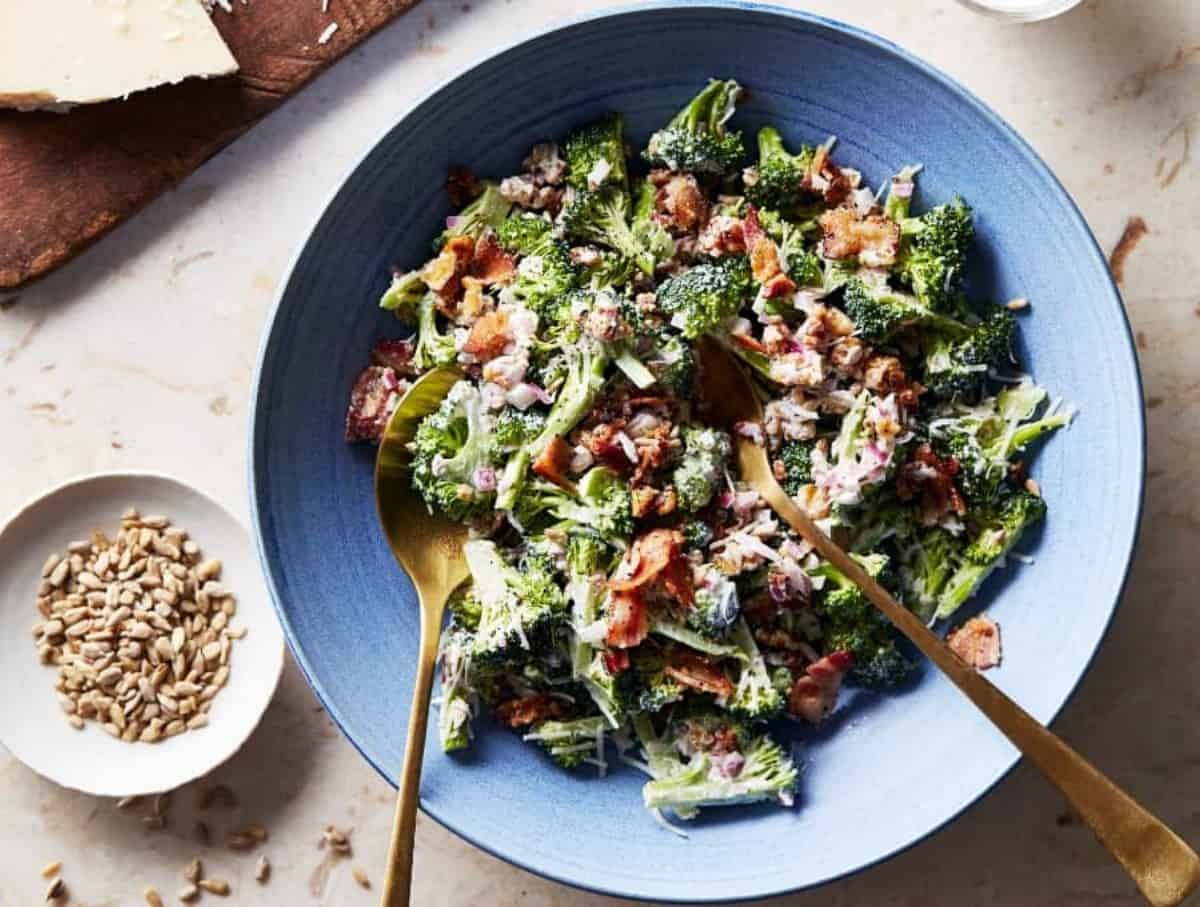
[0,472,284,796]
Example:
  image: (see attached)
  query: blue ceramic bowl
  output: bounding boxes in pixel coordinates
[250,3,1143,901]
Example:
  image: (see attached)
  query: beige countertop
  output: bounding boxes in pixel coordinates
[2,1,1198,904]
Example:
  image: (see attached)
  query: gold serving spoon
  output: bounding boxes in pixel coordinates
[375,367,470,907]
[697,337,1199,906]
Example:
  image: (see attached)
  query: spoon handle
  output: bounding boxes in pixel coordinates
[380,604,440,907]
[757,475,1200,906]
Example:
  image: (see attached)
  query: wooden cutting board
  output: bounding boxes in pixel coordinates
[0,0,420,290]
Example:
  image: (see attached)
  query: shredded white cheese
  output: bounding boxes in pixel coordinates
[317,21,338,44]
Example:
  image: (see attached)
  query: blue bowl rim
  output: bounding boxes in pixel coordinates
[247,1,1146,901]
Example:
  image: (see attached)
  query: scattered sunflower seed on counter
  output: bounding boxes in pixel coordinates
[30,508,245,742]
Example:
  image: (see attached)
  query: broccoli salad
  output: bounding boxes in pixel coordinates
[345,79,1072,828]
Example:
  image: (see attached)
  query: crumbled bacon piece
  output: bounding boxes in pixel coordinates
[422,234,475,296]
[661,174,708,231]
[345,366,404,442]
[788,650,852,723]
[602,648,631,674]
[863,353,921,410]
[761,273,797,299]
[470,233,516,286]
[580,423,631,472]
[818,206,900,267]
[446,166,482,207]
[631,485,677,518]
[606,590,649,648]
[462,309,510,361]
[370,338,418,376]
[608,528,694,606]
[896,443,967,522]
[948,616,1002,670]
[697,215,747,257]
[730,332,768,354]
[745,208,783,285]
[532,436,574,488]
[495,694,565,728]
[664,650,735,699]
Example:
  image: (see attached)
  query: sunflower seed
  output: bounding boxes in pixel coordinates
[179,884,200,902]
[143,886,164,907]
[352,866,371,889]
[40,861,62,878]
[198,878,230,895]
[255,854,271,882]
[44,876,65,900]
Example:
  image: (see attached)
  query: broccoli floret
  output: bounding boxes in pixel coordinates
[936,492,1046,619]
[410,382,499,521]
[436,181,512,248]
[743,127,813,210]
[514,467,633,545]
[564,113,629,192]
[778,440,815,496]
[436,624,476,752]
[680,519,714,553]
[465,539,566,666]
[631,648,686,713]
[923,306,1016,401]
[446,582,482,631]
[639,332,696,398]
[493,407,546,451]
[932,380,1072,508]
[497,212,554,253]
[687,570,740,639]
[901,528,961,622]
[839,276,968,344]
[657,256,751,339]
[411,293,457,371]
[726,620,785,721]
[559,186,660,277]
[896,198,974,313]
[754,209,822,304]
[378,269,426,321]
[673,426,732,512]
[496,340,611,511]
[812,553,916,688]
[636,713,797,819]
[523,716,610,770]
[643,79,746,175]
[497,215,581,323]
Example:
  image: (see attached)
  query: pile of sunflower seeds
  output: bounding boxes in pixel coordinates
[31,509,245,742]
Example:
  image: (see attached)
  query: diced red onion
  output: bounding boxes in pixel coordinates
[472,467,497,492]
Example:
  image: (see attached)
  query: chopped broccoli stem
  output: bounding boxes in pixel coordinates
[437,625,476,752]
[411,293,457,372]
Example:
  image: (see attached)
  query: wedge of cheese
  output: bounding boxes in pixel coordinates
[0,0,238,111]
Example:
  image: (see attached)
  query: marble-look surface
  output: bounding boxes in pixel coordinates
[2,1,1197,904]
